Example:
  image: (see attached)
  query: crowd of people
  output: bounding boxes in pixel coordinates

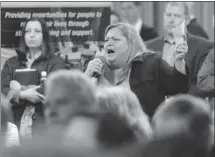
[1,1,214,157]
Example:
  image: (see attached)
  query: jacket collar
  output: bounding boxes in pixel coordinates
[18,51,49,67]
[132,53,148,63]
[129,54,154,86]
[149,32,193,53]
[188,18,197,25]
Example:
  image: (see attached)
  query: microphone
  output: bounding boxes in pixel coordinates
[92,55,105,84]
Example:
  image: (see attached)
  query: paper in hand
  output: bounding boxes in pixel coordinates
[172,20,187,46]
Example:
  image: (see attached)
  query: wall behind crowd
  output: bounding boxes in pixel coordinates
[112,2,214,40]
[1,2,214,69]
[1,2,111,69]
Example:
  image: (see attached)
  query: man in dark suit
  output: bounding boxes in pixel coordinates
[120,2,158,41]
[187,18,209,39]
[146,2,214,98]
[185,2,209,39]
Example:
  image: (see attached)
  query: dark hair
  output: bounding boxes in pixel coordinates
[19,17,54,59]
[97,112,137,149]
[153,95,212,127]
[152,95,212,154]
[120,2,141,7]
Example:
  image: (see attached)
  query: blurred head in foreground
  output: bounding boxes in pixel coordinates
[96,86,152,141]
[152,94,213,156]
[44,69,97,126]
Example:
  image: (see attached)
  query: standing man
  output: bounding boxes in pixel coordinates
[120,2,158,41]
[185,2,209,39]
[146,2,214,97]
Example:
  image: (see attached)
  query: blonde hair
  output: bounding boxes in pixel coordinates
[96,86,152,140]
[45,70,98,120]
[105,23,148,61]
[104,23,149,85]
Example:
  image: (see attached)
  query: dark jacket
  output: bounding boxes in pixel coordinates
[140,24,158,42]
[146,33,214,98]
[187,18,209,40]
[129,52,188,117]
[197,49,214,97]
[1,53,66,129]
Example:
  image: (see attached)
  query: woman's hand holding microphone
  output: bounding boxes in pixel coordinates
[85,58,111,86]
[85,58,104,77]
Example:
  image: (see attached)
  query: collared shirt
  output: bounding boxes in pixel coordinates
[134,18,143,34]
[26,51,42,68]
[162,33,176,67]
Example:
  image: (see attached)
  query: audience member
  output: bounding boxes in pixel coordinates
[185,2,209,39]
[85,22,188,117]
[62,111,101,149]
[44,69,97,127]
[152,94,213,156]
[1,17,66,140]
[97,112,137,149]
[119,2,158,41]
[146,2,214,98]
[197,49,214,107]
[63,111,137,151]
[110,11,121,24]
[96,86,152,140]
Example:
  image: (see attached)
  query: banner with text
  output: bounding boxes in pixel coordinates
[1,7,110,48]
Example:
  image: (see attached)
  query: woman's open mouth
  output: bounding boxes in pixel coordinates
[107,49,115,54]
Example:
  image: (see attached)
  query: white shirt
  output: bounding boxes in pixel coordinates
[134,18,143,34]
[26,51,42,68]
[6,122,20,147]
[163,34,176,67]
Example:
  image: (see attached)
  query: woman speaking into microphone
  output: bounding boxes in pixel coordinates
[85,23,188,118]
